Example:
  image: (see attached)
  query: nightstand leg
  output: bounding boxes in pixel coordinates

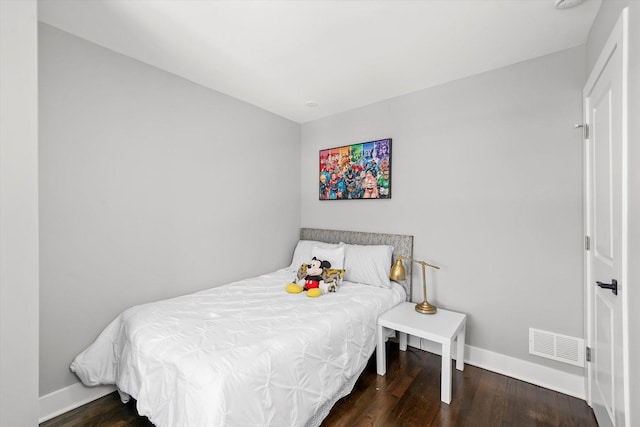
[376,324,387,376]
[441,342,452,404]
[398,331,407,351]
[456,322,465,371]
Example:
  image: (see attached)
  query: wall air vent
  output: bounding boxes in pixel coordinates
[529,328,584,367]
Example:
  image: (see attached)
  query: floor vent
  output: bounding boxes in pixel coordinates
[529,328,584,367]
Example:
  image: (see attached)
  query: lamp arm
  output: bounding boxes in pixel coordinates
[396,255,440,270]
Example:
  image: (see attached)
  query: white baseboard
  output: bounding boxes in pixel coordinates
[39,341,586,422]
[39,382,116,423]
[465,344,585,399]
[409,336,586,399]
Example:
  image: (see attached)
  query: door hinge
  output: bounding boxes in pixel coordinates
[575,123,589,139]
[585,236,591,251]
[586,346,592,362]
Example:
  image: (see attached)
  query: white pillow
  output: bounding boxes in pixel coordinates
[288,240,340,270]
[311,245,345,270]
[341,243,394,288]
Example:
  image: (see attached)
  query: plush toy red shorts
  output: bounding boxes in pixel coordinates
[305,279,320,289]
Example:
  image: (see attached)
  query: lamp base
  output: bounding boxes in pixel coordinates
[415,301,437,314]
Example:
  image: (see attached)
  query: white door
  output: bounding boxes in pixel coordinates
[583,8,628,427]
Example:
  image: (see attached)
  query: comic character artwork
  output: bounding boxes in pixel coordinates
[319,138,391,200]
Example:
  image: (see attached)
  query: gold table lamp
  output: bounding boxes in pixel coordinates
[390,255,440,314]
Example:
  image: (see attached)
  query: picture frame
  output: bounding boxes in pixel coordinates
[319,138,391,200]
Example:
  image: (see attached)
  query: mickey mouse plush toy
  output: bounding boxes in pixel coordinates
[286,257,332,298]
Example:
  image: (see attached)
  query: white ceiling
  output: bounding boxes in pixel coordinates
[38,0,601,123]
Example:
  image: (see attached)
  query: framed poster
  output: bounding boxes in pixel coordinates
[319,138,391,200]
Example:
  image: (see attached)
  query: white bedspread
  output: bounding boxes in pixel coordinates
[71,269,405,427]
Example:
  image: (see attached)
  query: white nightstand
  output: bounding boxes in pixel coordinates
[376,301,466,404]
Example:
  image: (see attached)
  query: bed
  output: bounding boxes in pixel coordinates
[71,228,414,427]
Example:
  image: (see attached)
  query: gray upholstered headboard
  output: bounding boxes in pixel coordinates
[300,228,414,301]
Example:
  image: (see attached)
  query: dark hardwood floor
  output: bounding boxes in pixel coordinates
[41,343,597,427]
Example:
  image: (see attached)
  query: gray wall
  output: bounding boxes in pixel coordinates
[301,46,586,375]
[587,2,640,424]
[39,24,300,395]
[0,1,40,425]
